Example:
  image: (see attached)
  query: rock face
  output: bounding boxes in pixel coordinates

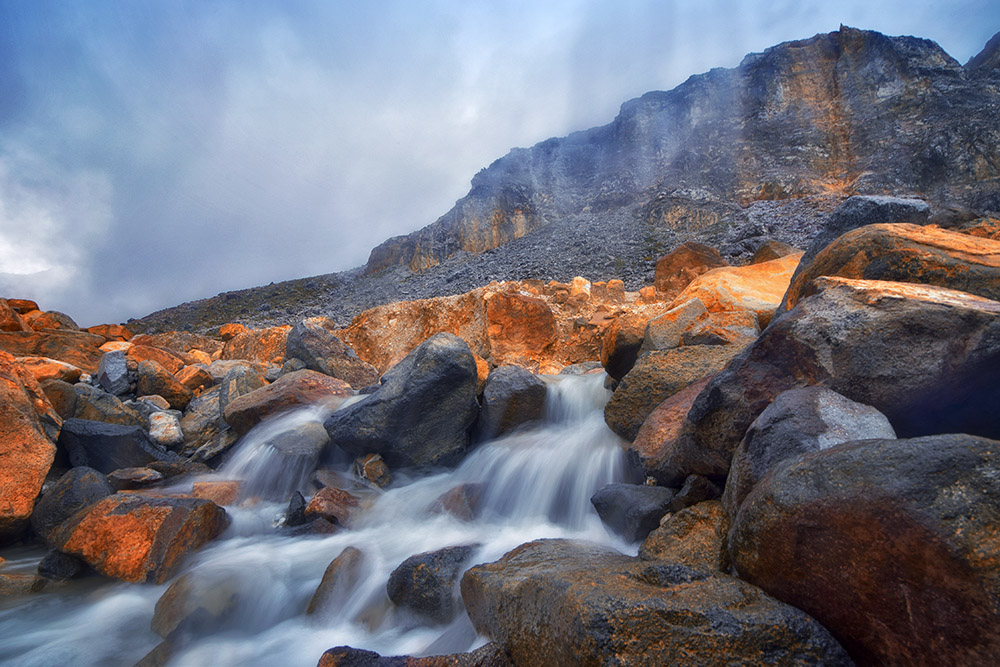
[653,242,729,298]
[662,277,1000,484]
[57,418,179,474]
[461,539,852,666]
[222,370,352,436]
[476,366,547,440]
[387,545,478,624]
[730,434,1000,666]
[285,318,378,389]
[324,334,480,468]
[51,494,229,583]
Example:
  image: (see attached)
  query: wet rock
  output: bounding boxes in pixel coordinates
[751,238,800,263]
[97,350,130,395]
[57,418,179,474]
[107,467,165,491]
[475,366,546,440]
[286,318,379,389]
[136,360,194,411]
[0,330,105,373]
[461,539,852,666]
[152,570,240,639]
[179,388,233,459]
[730,434,1000,666]
[429,483,483,522]
[639,500,727,572]
[73,383,144,427]
[244,421,330,501]
[30,466,112,545]
[0,573,47,599]
[223,369,351,436]
[317,643,510,667]
[722,386,896,518]
[40,378,77,419]
[148,411,185,449]
[599,313,647,380]
[284,491,307,527]
[353,454,391,488]
[37,550,87,581]
[286,517,340,537]
[221,325,291,364]
[654,241,729,299]
[305,487,360,527]
[307,546,365,615]
[189,480,241,506]
[387,545,479,624]
[51,494,229,583]
[558,361,603,375]
[324,333,480,468]
[590,483,675,542]
[15,356,84,384]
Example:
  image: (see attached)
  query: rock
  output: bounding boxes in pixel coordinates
[218,323,246,341]
[97,350,130,395]
[472,355,489,393]
[654,241,729,299]
[307,546,365,615]
[136,360,194,411]
[151,570,240,639]
[189,481,241,506]
[5,298,38,314]
[667,474,722,513]
[25,309,79,331]
[51,493,229,584]
[0,330,105,373]
[599,314,647,381]
[175,365,215,393]
[217,364,268,423]
[221,325,291,364]
[484,291,557,367]
[783,222,1000,310]
[722,386,896,517]
[286,318,379,389]
[107,467,165,491]
[0,299,31,331]
[30,466,113,544]
[604,345,740,441]
[324,333,480,468]
[148,411,186,449]
[639,299,759,354]
[0,573,47,599]
[73,383,144,427]
[15,356,84,383]
[0,351,58,541]
[751,239,800,263]
[730,434,1000,666]
[305,487,360,527]
[57,418,179,474]
[461,539,852,666]
[37,550,87,581]
[387,545,478,624]
[638,500,727,572]
[285,517,340,537]
[429,483,484,522]
[353,454,391,488]
[127,344,185,374]
[179,388,238,462]
[590,483,675,542]
[246,421,330,501]
[223,369,352,436]
[558,361,603,375]
[85,323,132,341]
[476,366,547,440]
[131,331,224,358]
[664,277,1000,485]
[206,359,268,383]
[316,643,510,667]
[40,379,78,419]
[284,491,307,527]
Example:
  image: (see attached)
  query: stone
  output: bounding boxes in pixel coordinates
[783,222,1000,310]
[429,483,484,522]
[722,386,896,518]
[666,474,722,513]
[223,369,352,436]
[638,500,727,572]
[599,314,647,381]
[217,364,268,423]
[316,643,510,667]
[85,323,132,341]
[206,359,268,383]
[484,291,557,367]
[218,323,247,341]
[148,411,186,449]
[37,550,87,581]
[245,421,330,501]
[286,318,379,389]
[664,277,1000,485]
[0,330,105,373]
[107,467,165,491]
[14,356,84,384]
[387,545,478,624]
[221,325,291,364]
[654,241,729,299]
[174,365,215,393]
[179,388,238,461]
[152,570,240,639]
[730,434,1000,666]
[353,454,391,488]
[51,493,229,584]
[131,331,224,358]
[559,361,603,375]
[97,350,130,395]
[25,309,79,331]
[324,333,480,468]
[189,481,241,506]
[307,546,365,615]
[751,238,800,263]
[475,366,547,440]
[0,573,47,599]
[57,418,179,474]
[100,340,132,353]
[135,360,194,411]
[639,299,759,355]
[0,351,58,541]
[604,345,741,442]
[40,379,78,419]
[305,487,360,526]
[284,491,307,527]
[127,345,185,374]
[461,539,851,666]
[73,383,145,427]
[0,299,31,332]
[30,466,113,545]
[590,483,675,542]
[5,298,38,314]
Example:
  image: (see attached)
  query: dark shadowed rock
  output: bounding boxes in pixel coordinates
[666,474,722,513]
[475,366,546,440]
[284,491,307,527]
[57,418,179,474]
[387,545,479,624]
[324,333,480,468]
[751,238,800,263]
[30,466,112,545]
[37,550,87,581]
[461,539,852,667]
[730,434,1000,666]
[317,643,510,667]
[286,318,378,389]
[40,378,77,419]
[307,546,365,616]
[599,313,648,381]
[97,350,130,395]
[590,483,675,542]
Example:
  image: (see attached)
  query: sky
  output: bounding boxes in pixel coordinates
[0,1,998,326]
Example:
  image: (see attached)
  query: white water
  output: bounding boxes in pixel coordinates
[0,374,632,666]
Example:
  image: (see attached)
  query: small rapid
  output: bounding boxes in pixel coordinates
[0,373,632,666]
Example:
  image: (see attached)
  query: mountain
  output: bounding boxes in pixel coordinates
[129,27,1000,334]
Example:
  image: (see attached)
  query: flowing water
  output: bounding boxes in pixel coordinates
[0,373,634,666]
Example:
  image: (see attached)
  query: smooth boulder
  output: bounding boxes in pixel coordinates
[475,366,547,440]
[590,483,675,542]
[387,544,478,624]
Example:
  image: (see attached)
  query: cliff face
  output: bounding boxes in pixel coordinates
[366,27,1000,275]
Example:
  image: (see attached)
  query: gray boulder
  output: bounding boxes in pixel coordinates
[475,366,547,440]
[590,483,675,542]
[387,544,478,624]
[57,418,180,474]
[96,350,130,395]
[286,318,378,389]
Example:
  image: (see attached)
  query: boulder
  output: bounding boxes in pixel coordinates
[217,364,268,422]
[107,467,165,491]
[667,474,722,513]
[324,334,480,468]
[127,345,185,374]
[286,318,378,389]
[722,387,896,517]
[221,325,291,364]
[130,331,223,358]
[148,411,185,449]
[218,323,246,341]
[0,299,31,332]
[223,370,352,436]
[638,500,727,572]
[73,383,144,427]
[174,365,215,393]
[316,643,510,667]
[654,241,729,299]
[284,491,307,527]
[387,545,478,624]
[40,378,77,419]
[783,222,1000,310]
[590,483,675,542]
[51,493,228,583]
[461,539,852,666]
[135,360,194,411]
[57,418,179,474]
[5,298,38,314]
[751,239,800,264]
[476,366,547,440]
[484,292,557,366]
[305,487,360,527]
[730,434,1000,666]
[353,454,391,488]
[244,421,330,501]
[30,466,113,545]
[179,388,238,461]
[429,483,483,522]
[152,570,240,639]
[0,330,104,373]
[0,351,58,541]
[307,546,365,615]
[37,550,87,581]
[15,356,84,384]
[0,573,47,599]
[639,300,759,355]
[206,359,268,383]
[599,314,647,380]
[25,310,79,331]
[663,277,1000,485]
[96,350,130,395]
[85,324,132,341]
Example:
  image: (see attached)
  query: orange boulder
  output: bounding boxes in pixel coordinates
[484,291,557,368]
[175,365,215,393]
[0,299,31,332]
[305,487,360,527]
[24,310,79,331]
[0,330,105,374]
[15,356,84,384]
[221,326,290,365]
[127,345,185,374]
[655,242,729,299]
[218,323,247,341]
[5,299,38,314]
[85,324,132,341]
[222,369,352,435]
